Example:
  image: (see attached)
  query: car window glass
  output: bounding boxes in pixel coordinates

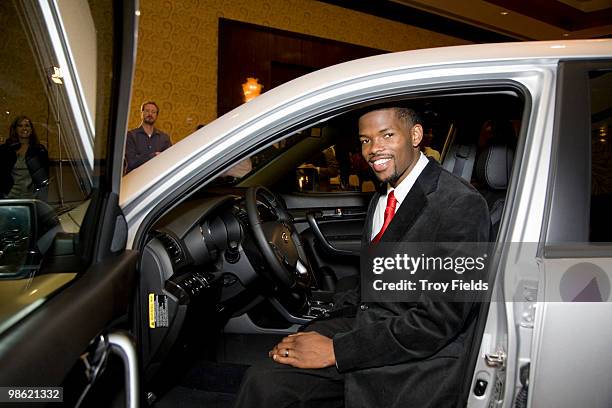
[251,132,305,170]
[285,95,520,195]
[227,91,523,200]
[0,1,114,333]
[208,130,306,186]
[589,70,612,242]
[295,125,362,193]
[294,120,449,193]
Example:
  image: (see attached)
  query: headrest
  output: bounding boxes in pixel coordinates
[475,144,514,190]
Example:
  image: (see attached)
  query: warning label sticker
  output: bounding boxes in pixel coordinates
[148,293,169,329]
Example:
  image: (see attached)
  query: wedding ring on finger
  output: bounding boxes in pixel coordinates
[284,349,289,358]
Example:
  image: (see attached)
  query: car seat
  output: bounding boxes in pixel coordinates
[442,143,477,182]
[474,142,514,240]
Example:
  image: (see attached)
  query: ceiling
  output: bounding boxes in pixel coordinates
[398,0,612,40]
[321,0,612,42]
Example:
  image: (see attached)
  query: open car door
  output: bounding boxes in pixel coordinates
[0,0,139,406]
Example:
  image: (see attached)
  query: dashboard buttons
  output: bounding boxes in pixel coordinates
[222,274,238,287]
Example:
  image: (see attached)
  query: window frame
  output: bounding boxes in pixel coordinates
[544,59,612,258]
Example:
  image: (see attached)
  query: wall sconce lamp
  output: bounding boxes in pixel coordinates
[242,77,263,103]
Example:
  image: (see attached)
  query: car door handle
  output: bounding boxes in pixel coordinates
[306,213,358,257]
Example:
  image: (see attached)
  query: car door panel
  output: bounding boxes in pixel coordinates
[301,222,361,284]
[529,60,612,407]
[282,192,372,284]
[0,0,140,404]
[0,250,137,386]
[282,192,372,210]
[307,215,362,255]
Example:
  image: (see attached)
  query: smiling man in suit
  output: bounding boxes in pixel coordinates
[234,106,490,408]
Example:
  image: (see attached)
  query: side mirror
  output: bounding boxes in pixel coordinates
[0,200,59,278]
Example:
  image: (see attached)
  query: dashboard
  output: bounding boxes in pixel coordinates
[138,193,305,379]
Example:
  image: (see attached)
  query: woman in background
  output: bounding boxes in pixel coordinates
[0,116,49,199]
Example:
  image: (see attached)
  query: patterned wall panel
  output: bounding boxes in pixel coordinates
[88,0,114,158]
[0,1,58,157]
[129,0,470,142]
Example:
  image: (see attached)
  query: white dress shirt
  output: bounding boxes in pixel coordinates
[370,152,429,241]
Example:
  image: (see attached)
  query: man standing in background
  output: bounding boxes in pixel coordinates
[124,101,172,173]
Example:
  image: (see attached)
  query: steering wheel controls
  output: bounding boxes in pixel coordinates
[165,272,214,304]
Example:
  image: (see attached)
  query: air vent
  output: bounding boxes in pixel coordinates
[158,233,184,265]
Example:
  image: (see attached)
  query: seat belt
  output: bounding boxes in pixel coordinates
[452,145,470,176]
[489,199,504,228]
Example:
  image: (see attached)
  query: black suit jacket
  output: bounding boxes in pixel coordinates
[0,142,49,197]
[332,159,490,408]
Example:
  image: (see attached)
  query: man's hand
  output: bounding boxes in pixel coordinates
[269,332,336,369]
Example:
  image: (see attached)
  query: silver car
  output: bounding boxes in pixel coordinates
[1,1,611,407]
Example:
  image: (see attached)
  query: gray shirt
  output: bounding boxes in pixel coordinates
[8,155,34,198]
[124,126,172,173]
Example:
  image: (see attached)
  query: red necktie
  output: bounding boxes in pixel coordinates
[372,191,397,244]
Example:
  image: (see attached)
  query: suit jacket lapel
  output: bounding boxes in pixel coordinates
[362,190,381,248]
[380,159,441,243]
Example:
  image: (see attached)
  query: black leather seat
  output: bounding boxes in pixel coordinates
[474,142,514,240]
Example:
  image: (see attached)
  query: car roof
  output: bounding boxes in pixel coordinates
[120,39,612,213]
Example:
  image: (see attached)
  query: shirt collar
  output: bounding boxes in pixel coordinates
[386,152,429,206]
[139,126,157,136]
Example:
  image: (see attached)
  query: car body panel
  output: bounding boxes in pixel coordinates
[530,291,612,406]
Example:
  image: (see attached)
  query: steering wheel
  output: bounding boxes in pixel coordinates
[245,186,311,289]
